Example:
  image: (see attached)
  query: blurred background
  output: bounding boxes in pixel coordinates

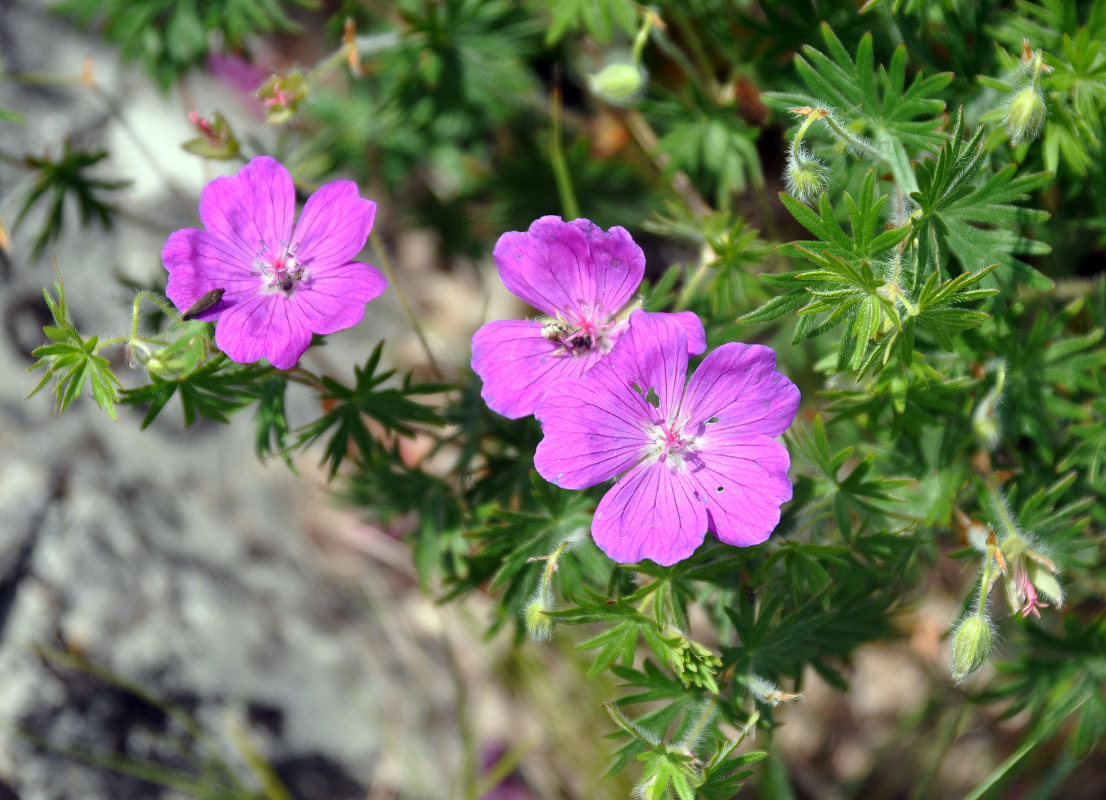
[2,0,1105,798]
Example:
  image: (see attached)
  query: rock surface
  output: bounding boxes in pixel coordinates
[0,3,463,798]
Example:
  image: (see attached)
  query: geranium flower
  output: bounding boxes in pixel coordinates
[471,216,705,419]
[534,310,800,566]
[163,156,386,369]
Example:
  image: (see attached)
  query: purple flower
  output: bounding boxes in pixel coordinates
[471,216,705,418]
[534,310,800,566]
[163,156,386,369]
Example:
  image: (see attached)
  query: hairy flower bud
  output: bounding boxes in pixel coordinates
[949,614,994,681]
[524,585,555,641]
[588,62,647,106]
[784,145,827,205]
[1005,85,1046,145]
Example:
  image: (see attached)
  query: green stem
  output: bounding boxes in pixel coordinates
[821,113,883,161]
[976,546,997,620]
[306,44,355,84]
[988,488,1019,541]
[675,260,711,311]
[370,232,444,378]
[677,694,719,755]
[549,82,580,220]
[631,10,657,65]
[542,538,571,586]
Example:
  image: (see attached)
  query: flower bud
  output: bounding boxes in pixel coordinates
[949,614,994,681]
[182,110,240,160]
[256,71,308,125]
[1005,85,1046,145]
[524,585,555,641]
[587,62,647,106]
[784,145,827,205]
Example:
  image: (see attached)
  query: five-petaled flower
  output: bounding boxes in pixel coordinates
[534,310,800,566]
[163,156,386,369]
[471,216,705,419]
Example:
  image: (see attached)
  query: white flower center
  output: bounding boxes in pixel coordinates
[255,242,308,295]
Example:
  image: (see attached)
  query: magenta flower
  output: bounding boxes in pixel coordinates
[534,310,800,566]
[471,216,705,418]
[163,156,386,369]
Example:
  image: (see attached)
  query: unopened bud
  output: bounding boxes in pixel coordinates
[524,585,555,641]
[256,71,308,125]
[784,144,827,205]
[1005,85,1046,145]
[949,614,994,681]
[588,62,647,106]
[183,111,240,160]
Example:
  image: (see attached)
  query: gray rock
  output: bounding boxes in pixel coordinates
[0,2,457,798]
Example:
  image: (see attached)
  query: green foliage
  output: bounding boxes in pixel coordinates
[28,273,121,420]
[295,343,448,476]
[649,86,764,207]
[767,24,952,189]
[122,355,272,428]
[55,0,314,89]
[910,113,1053,287]
[19,2,1106,798]
[787,414,913,537]
[15,143,128,259]
[745,169,999,374]
[538,0,638,45]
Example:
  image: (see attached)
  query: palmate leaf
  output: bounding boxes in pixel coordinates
[767,23,952,189]
[746,170,998,374]
[778,170,913,268]
[122,355,270,428]
[295,343,448,477]
[15,143,129,259]
[447,475,608,631]
[786,414,913,537]
[910,111,1052,289]
[27,274,121,420]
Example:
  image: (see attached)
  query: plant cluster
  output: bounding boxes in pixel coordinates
[6,0,1106,796]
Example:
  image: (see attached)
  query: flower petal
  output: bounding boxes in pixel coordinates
[534,372,652,489]
[681,342,800,437]
[199,156,294,260]
[668,311,707,356]
[214,293,313,369]
[291,180,377,272]
[492,216,644,320]
[680,435,793,546]
[592,462,707,565]
[164,228,271,320]
[568,218,645,314]
[293,262,388,335]
[600,310,690,421]
[472,320,601,419]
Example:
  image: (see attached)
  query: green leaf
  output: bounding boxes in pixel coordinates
[541,0,637,45]
[15,142,129,259]
[295,342,448,476]
[910,111,1052,287]
[27,276,121,420]
[122,356,270,428]
[767,24,952,186]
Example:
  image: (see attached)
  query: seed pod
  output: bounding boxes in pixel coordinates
[181,288,225,321]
